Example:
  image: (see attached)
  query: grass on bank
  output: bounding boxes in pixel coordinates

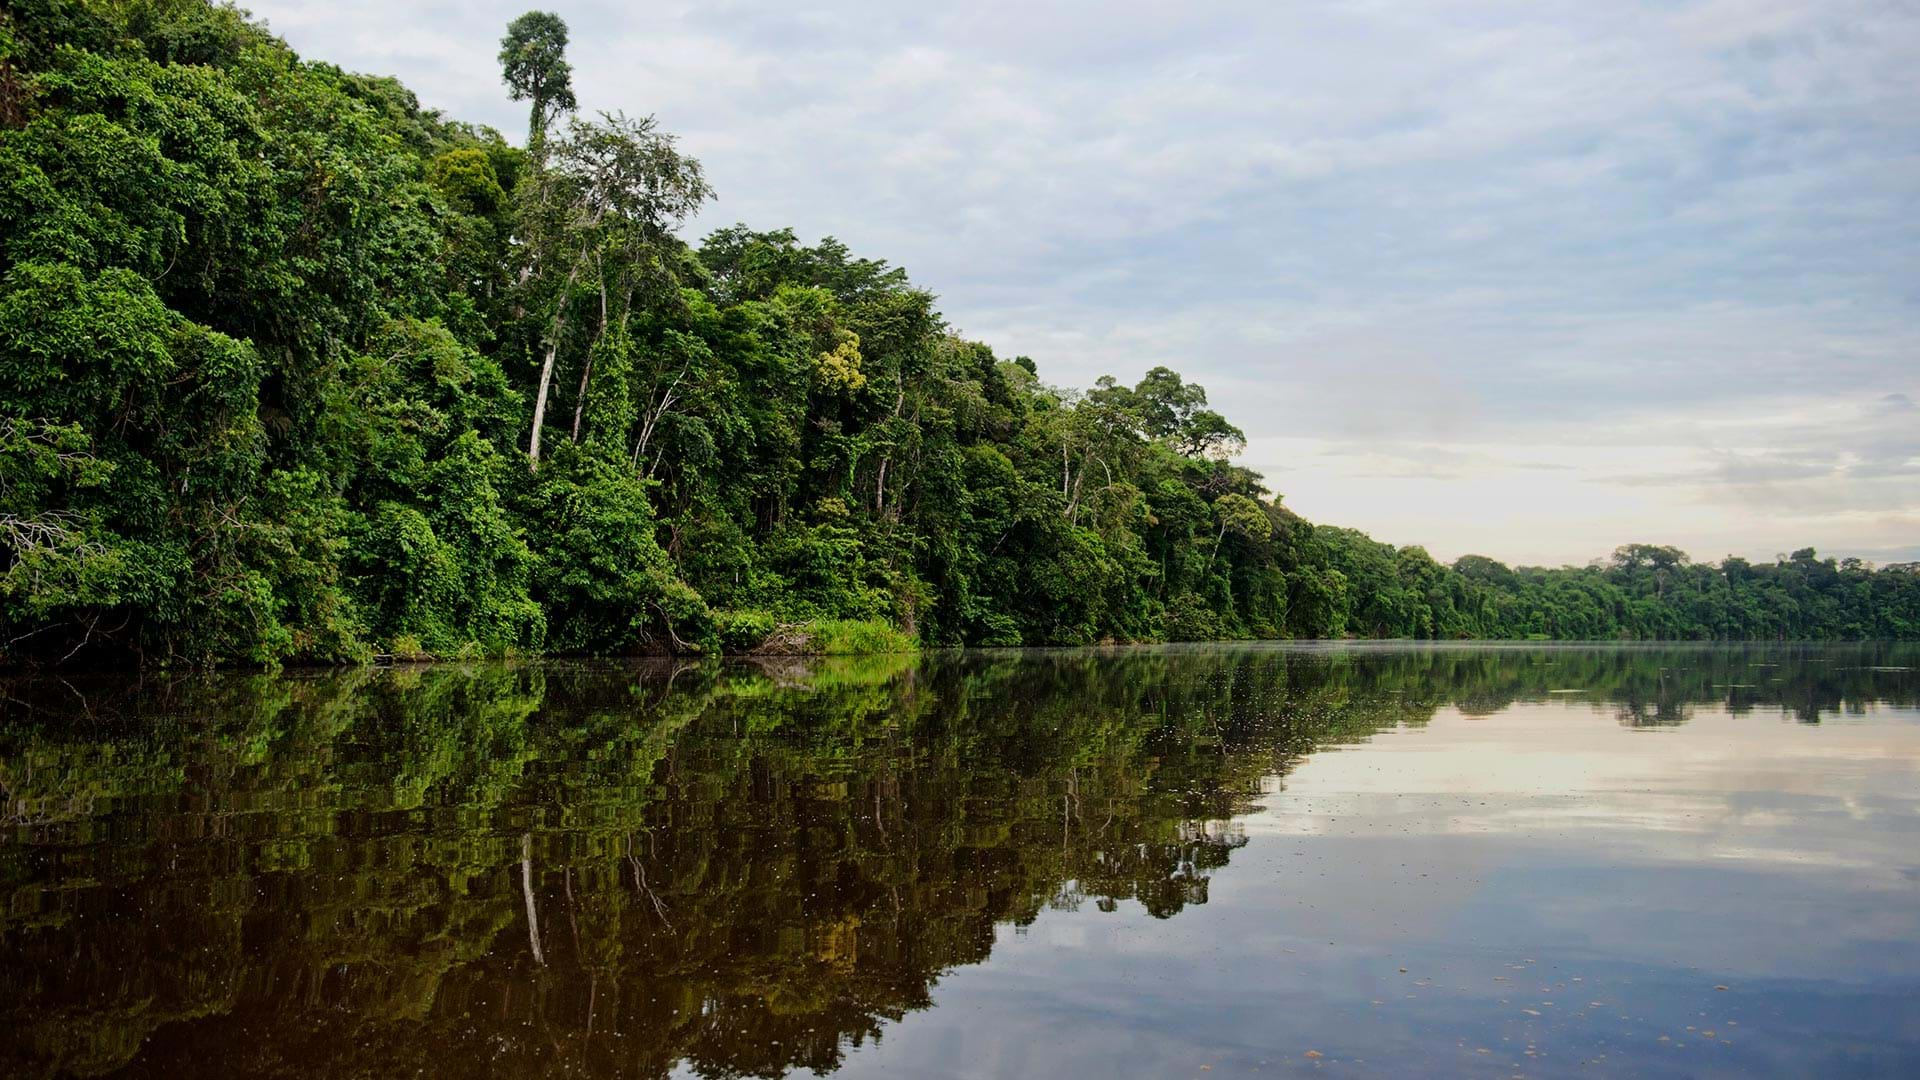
[369,615,918,663]
[715,612,918,655]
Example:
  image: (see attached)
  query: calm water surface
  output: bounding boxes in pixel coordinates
[2,644,1917,1077]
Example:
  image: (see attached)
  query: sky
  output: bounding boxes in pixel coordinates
[246,0,1920,568]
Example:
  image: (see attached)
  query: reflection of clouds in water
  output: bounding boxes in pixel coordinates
[1249,704,1920,886]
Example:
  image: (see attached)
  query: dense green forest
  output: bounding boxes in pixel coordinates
[1,1,1916,665]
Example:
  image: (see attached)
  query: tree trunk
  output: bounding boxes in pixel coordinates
[875,387,906,514]
[528,335,562,468]
[1064,449,1094,525]
[569,350,595,444]
[526,260,582,469]
[632,362,686,467]
[571,269,608,444]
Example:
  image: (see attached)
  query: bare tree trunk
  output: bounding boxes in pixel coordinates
[569,351,595,445]
[632,363,687,466]
[1066,455,1088,525]
[875,387,905,514]
[527,261,583,469]
[529,336,562,468]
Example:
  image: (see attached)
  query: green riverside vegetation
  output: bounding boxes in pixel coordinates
[2,2,1917,666]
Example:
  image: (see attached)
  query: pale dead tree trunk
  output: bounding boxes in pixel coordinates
[631,362,687,466]
[1062,449,1097,525]
[520,832,545,965]
[1065,454,1091,526]
[569,357,593,444]
[571,262,609,444]
[1207,518,1229,571]
[874,386,906,514]
[1065,455,1108,526]
[528,333,561,467]
[527,259,584,469]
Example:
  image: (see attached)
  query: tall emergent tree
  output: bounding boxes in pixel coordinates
[498,10,577,159]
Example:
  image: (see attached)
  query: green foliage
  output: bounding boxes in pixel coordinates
[497,9,575,150]
[2,1,1915,668]
[523,445,707,654]
[712,607,777,651]
[426,146,507,216]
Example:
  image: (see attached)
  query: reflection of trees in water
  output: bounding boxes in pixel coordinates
[0,643,1912,1077]
[1272,641,1916,726]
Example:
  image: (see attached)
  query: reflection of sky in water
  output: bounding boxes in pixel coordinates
[8,648,1914,1077]
[811,703,1920,1078]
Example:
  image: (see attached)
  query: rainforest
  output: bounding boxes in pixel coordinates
[2,0,1917,667]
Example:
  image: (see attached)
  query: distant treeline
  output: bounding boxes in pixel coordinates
[2,2,1916,665]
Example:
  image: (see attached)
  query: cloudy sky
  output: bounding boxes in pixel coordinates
[249,0,1920,567]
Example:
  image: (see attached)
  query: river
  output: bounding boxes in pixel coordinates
[2,643,1916,1077]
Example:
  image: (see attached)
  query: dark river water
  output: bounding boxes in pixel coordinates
[2,644,1917,1078]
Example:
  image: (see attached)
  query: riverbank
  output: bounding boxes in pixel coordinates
[371,616,921,665]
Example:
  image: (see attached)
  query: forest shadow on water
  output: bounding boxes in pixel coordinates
[1,643,1917,1078]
